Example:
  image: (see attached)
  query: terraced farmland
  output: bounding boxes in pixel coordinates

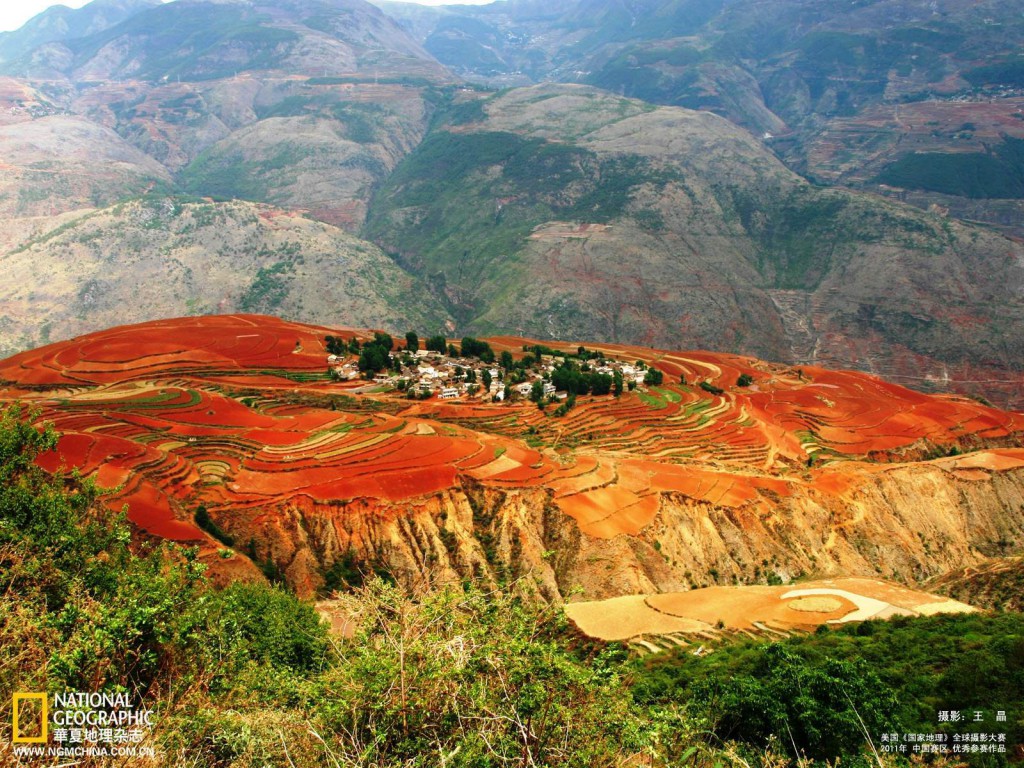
[565,577,976,653]
[2,314,1023,597]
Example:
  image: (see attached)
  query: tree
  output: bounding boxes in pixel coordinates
[358,345,389,375]
[500,350,514,370]
[373,332,394,351]
[315,579,660,766]
[426,335,446,353]
[448,343,459,357]
[481,369,492,389]
[613,370,624,397]
[325,335,347,356]
[737,373,753,387]
[530,380,544,402]
[461,337,494,362]
[700,380,724,395]
[644,367,664,386]
[590,372,613,396]
[693,645,900,760]
[405,331,419,352]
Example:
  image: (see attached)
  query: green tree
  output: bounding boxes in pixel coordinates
[373,332,394,351]
[314,579,665,766]
[613,369,624,397]
[405,331,419,352]
[358,344,389,375]
[693,644,900,760]
[425,335,447,353]
[324,335,346,356]
[590,372,613,396]
[500,350,514,370]
[644,367,664,386]
[461,336,495,361]
[530,380,544,402]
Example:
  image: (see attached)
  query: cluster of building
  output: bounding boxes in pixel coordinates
[328,347,651,402]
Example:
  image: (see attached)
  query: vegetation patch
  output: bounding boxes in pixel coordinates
[633,612,1024,764]
[875,139,1024,199]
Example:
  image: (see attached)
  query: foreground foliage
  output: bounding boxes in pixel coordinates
[0,405,692,766]
[634,613,1024,767]
[3,403,1020,766]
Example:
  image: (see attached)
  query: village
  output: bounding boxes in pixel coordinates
[326,333,659,404]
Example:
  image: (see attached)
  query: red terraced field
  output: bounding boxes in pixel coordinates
[2,314,1023,580]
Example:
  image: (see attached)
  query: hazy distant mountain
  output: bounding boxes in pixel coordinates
[0,0,451,82]
[383,0,1024,235]
[0,0,161,64]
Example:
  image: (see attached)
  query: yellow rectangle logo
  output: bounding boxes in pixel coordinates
[12,693,48,744]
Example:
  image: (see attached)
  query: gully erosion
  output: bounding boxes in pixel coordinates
[1,314,1022,601]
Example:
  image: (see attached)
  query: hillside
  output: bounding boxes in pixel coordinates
[928,556,1024,612]
[3,314,1023,600]
[366,84,1024,408]
[384,0,1024,235]
[0,0,453,229]
[0,198,452,358]
[0,1,1022,409]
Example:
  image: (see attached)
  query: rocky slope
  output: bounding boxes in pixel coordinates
[0,198,452,357]
[239,462,1024,601]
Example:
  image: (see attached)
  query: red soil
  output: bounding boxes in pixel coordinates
[2,315,1022,564]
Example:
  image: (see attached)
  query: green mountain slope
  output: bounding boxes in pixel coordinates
[384,0,1024,234]
[366,84,1024,406]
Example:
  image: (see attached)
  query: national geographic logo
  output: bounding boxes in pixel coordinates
[10,691,156,760]
[11,693,47,744]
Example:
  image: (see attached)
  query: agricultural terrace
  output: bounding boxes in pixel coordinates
[565,577,976,653]
[1,314,1022,568]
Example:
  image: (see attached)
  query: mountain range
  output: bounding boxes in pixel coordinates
[1,0,1023,407]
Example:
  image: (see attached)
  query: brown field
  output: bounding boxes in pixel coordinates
[566,577,976,644]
